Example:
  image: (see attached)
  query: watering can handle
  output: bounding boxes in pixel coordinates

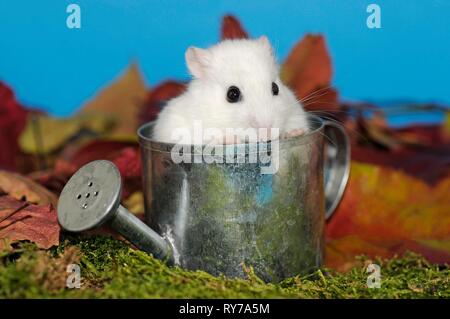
[323,121,351,220]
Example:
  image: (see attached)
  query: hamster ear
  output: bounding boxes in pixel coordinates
[257,35,273,54]
[185,47,211,79]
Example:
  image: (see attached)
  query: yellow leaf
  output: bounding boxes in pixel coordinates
[445,111,450,136]
[123,191,144,215]
[80,63,147,138]
[19,113,115,154]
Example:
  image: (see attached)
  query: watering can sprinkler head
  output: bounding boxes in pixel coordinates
[57,160,174,264]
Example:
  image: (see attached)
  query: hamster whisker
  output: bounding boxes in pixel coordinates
[298,85,334,102]
[306,112,368,142]
[302,101,342,109]
[307,113,343,125]
[300,91,335,104]
[312,128,338,147]
[305,108,351,115]
[307,109,350,117]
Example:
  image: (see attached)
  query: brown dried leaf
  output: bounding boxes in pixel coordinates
[0,170,57,206]
[80,63,147,138]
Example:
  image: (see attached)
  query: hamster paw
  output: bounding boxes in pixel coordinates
[282,128,306,139]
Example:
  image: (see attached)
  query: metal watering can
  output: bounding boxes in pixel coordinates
[58,115,350,282]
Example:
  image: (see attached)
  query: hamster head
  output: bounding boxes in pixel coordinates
[184,36,309,142]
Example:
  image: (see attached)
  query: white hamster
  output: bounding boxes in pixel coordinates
[153,36,309,144]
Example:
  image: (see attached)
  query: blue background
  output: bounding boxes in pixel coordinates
[0,0,449,116]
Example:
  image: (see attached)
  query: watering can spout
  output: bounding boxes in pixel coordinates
[57,160,174,265]
[110,206,175,264]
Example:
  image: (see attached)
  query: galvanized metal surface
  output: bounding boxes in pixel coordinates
[57,160,122,232]
[138,115,350,281]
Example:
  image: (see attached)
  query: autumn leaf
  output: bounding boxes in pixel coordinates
[326,104,450,271]
[28,169,69,197]
[123,191,145,215]
[325,161,450,271]
[281,34,338,112]
[58,140,137,169]
[281,34,332,94]
[445,111,450,136]
[113,147,141,180]
[140,80,186,124]
[347,104,450,185]
[352,108,445,152]
[351,144,450,185]
[0,170,57,206]
[0,195,60,250]
[18,113,116,155]
[221,15,249,40]
[0,82,28,171]
[80,63,147,138]
[46,140,142,199]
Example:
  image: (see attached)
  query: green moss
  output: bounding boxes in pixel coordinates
[0,236,448,298]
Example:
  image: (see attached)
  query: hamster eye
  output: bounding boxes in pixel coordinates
[272,82,279,96]
[226,86,241,103]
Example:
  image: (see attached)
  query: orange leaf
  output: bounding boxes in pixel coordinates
[281,35,338,111]
[325,161,450,270]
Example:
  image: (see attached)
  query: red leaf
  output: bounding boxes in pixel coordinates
[140,81,186,124]
[45,140,142,198]
[0,195,60,250]
[351,143,450,185]
[113,147,141,179]
[0,82,28,171]
[29,170,69,197]
[346,106,450,185]
[59,140,137,169]
[221,15,249,40]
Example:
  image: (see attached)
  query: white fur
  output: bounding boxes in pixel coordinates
[153,36,309,144]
